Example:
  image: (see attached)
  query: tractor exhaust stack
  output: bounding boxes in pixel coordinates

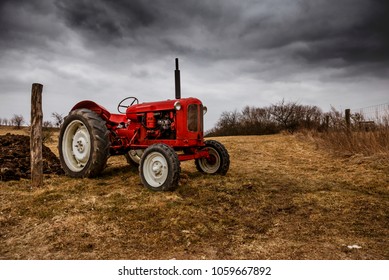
[175,58,181,99]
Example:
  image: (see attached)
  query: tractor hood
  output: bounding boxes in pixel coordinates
[126,97,202,114]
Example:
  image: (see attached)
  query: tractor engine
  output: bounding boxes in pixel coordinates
[143,111,175,139]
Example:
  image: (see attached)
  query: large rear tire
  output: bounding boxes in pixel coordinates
[58,109,110,178]
[139,144,180,191]
[195,140,230,175]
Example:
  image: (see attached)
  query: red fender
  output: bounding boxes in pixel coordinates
[71,100,127,124]
[71,100,111,121]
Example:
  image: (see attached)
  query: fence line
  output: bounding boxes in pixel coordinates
[351,102,389,123]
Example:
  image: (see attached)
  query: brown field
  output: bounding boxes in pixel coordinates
[0,127,388,259]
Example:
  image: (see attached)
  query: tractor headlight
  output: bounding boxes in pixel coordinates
[174,101,182,111]
[203,106,207,115]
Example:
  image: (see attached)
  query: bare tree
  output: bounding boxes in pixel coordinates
[327,106,346,130]
[52,112,64,127]
[43,120,53,128]
[0,118,8,126]
[298,105,323,130]
[208,99,325,137]
[41,121,53,143]
[11,114,25,129]
[270,99,301,133]
[240,106,278,135]
[215,110,241,135]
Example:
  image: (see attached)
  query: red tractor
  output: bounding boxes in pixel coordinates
[58,59,230,191]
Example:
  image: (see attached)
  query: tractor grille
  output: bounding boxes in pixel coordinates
[187,104,198,132]
[187,103,204,133]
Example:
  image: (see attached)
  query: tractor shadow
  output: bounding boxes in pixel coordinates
[101,159,138,178]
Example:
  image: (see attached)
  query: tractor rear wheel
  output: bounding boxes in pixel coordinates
[140,144,180,191]
[59,109,110,178]
[195,140,230,175]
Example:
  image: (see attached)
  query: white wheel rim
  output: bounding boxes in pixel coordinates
[62,120,91,172]
[198,147,220,174]
[143,152,168,188]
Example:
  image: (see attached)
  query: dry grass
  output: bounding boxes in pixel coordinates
[313,128,389,156]
[1,127,388,259]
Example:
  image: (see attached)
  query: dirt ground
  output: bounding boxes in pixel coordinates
[0,127,388,259]
[0,133,63,181]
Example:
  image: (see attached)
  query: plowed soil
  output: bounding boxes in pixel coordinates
[0,128,388,259]
[0,133,63,181]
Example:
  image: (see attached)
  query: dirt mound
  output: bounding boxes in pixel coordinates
[0,133,64,181]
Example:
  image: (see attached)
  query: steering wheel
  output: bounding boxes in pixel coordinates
[117,97,139,113]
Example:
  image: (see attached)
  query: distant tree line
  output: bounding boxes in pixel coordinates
[0,114,26,129]
[0,112,64,129]
[206,99,326,136]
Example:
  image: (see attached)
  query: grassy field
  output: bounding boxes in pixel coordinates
[1,127,388,259]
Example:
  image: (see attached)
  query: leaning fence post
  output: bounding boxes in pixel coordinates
[31,83,43,188]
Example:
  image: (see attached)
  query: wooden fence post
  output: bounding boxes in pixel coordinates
[345,109,351,131]
[31,83,43,188]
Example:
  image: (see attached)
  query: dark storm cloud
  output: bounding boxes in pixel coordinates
[0,0,59,49]
[229,0,389,77]
[54,0,165,41]
[54,0,240,54]
[54,0,229,37]
[51,0,389,77]
[2,0,388,70]
[291,0,389,65]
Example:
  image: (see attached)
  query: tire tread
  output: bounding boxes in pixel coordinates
[139,144,181,191]
[59,109,110,178]
[195,140,230,175]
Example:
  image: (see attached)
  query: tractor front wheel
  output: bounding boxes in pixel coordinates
[195,140,230,175]
[140,144,180,191]
[58,109,110,178]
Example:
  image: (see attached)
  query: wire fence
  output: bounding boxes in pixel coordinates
[351,102,389,124]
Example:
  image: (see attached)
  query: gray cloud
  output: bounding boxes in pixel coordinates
[0,0,388,129]
[51,0,389,75]
[0,0,59,48]
[4,0,388,67]
[291,1,389,65]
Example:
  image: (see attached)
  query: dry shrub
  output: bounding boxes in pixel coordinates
[314,127,389,156]
[306,107,389,156]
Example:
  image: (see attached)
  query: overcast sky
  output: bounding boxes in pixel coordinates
[1,0,388,130]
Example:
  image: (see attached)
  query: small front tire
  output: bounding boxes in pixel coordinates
[139,144,180,191]
[195,140,230,175]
